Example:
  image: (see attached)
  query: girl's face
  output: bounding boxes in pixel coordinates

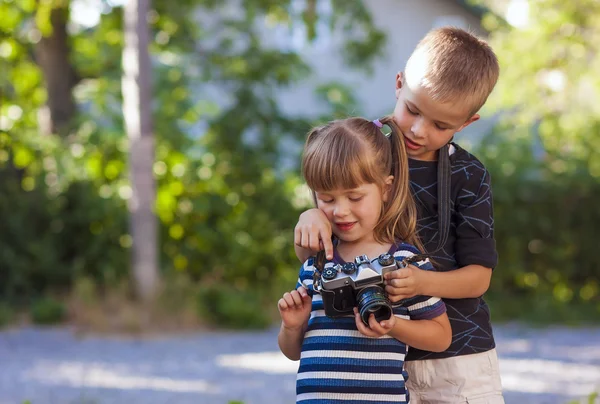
[315,179,391,246]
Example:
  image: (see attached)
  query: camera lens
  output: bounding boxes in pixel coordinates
[356,286,392,326]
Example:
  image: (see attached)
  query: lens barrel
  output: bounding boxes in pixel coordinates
[356,285,392,326]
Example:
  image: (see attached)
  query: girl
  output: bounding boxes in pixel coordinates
[278,116,451,404]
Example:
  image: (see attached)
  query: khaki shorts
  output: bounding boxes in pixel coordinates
[405,349,505,404]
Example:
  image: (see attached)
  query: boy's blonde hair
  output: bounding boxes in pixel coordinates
[405,26,499,116]
[302,116,423,251]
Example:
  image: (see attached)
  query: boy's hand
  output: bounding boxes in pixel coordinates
[294,208,334,260]
[278,286,312,330]
[384,264,424,302]
[353,308,396,337]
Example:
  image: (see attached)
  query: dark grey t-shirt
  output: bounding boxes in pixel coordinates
[406,143,498,361]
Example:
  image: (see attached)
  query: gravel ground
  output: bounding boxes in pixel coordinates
[0,324,599,404]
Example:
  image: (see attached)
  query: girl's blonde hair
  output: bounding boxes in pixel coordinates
[301,116,423,251]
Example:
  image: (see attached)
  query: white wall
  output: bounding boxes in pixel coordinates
[270,0,495,145]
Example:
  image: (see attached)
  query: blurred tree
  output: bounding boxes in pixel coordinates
[122,0,159,301]
[479,0,600,167]
[0,0,385,312]
[473,0,600,317]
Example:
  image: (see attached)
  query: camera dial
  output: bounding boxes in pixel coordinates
[322,266,338,280]
[378,253,395,266]
[341,262,357,274]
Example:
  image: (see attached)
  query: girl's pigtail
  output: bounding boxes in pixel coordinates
[378,116,424,253]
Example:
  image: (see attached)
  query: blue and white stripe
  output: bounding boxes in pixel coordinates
[294,244,446,404]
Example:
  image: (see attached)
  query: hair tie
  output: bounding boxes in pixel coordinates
[372,119,383,128]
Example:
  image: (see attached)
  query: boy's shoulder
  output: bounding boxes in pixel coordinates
[450,143,487,171]
[450,142,492,188]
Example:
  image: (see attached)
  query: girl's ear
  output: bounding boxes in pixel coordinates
[382,175,394,202]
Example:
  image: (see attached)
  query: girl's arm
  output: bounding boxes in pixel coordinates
[277,286,312,361]
[278,321,308,361]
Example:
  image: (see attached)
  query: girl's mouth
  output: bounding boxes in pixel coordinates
[336,222,356,232]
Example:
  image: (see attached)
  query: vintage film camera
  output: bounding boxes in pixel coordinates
[314,252,427,326]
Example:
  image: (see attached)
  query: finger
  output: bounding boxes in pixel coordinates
[309,229,321,252]
[283,292,298,307]
[321,232,334,260]
[294,226,302,247]
[386,284,410,295]
[278,298,289,311]
[387,293,409,303]
[367,314,386,334]
[379,317,394,330]
[296,286,311,303]
[354,309,378,337]
[301,230,310,250]
[289,290,304,307]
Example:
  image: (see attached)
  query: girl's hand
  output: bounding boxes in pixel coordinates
[384,264,424,302]
[294,209,334,260]
[353,308,396,337]
[278,286,312,330]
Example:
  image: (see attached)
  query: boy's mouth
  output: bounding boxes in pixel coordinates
[335,222,356,232]
[404,136,423,150]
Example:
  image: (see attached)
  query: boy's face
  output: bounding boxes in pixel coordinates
[392,72,479,161]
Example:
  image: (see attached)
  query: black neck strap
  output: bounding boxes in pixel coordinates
[429,143,451,254]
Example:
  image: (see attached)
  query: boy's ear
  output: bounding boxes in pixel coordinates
[457,113,480,132]
[395,72,404,99]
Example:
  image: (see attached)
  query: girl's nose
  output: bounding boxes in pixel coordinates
[333,202,350,217]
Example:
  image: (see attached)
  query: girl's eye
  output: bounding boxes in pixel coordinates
[320,199,334,204]
[349,196,363,202]
[435,124,448,130]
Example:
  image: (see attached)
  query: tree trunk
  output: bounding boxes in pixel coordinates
[122,0,160,302]
[34,5,77,136]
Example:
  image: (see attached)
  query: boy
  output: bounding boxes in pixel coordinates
[294,27,504,403]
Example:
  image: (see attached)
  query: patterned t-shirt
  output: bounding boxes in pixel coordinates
[295,242,446,404]
[406,143,498,361]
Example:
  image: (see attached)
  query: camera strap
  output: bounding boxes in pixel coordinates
[428,143,451,255]
[312,249,327,292]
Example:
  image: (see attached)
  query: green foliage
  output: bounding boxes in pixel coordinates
[0,0,385,326]
[196,284,272,329]
[567,392,599,404]
[470,0,600,322]
[477,126,600,323]
[0,303,12,328]
[30,297,66,325]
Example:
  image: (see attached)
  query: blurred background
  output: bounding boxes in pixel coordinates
[1,0,599,403]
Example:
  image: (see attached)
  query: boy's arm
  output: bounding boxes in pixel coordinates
[294,208,334,262]
[389,313,451,352]
[415,264,491,299]
[294,244,313,264]
[387,163,496,300]
[434,160,496,297]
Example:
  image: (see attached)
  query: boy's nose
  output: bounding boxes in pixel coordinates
[411,117,425,138]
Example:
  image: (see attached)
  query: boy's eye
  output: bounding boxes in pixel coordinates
[406,105,418,115]
[435,124,448,130]
[319,198,334,204]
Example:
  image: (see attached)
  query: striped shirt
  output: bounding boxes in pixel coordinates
[295,242,446,404]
